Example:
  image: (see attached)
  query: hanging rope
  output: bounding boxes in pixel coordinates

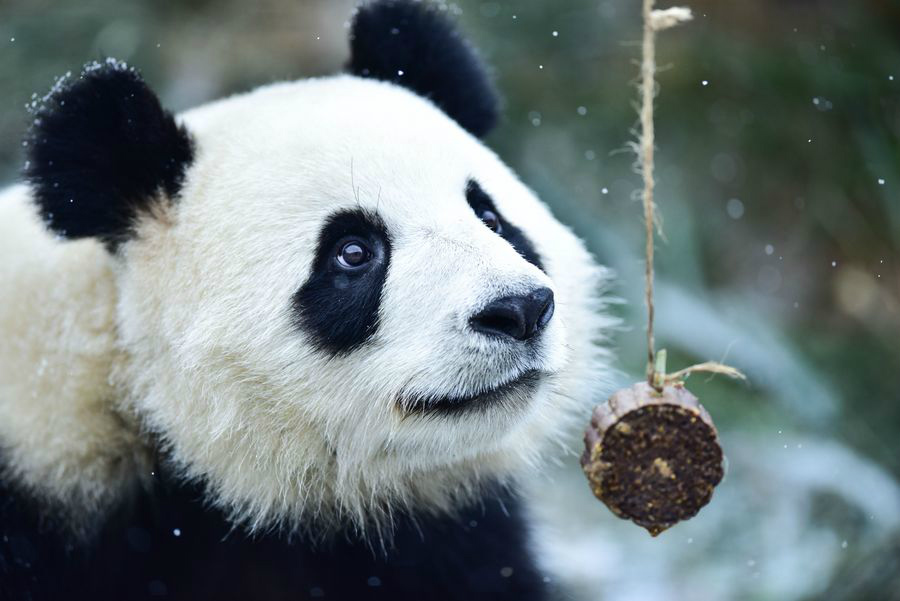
[638,0,745,391]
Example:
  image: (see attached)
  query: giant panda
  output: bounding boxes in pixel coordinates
[0,1,613,599]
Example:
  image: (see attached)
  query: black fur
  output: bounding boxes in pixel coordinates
[25,60,194,250]
[347,0,500,138]
[0,469,547,601]
[466,180,544,271]
[293,210,392,355]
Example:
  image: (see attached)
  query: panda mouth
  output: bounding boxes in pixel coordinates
[397,369,544,416]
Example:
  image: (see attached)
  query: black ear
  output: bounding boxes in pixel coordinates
[25,59,194,250]
[347,0,500,138]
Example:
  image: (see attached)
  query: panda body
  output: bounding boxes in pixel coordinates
[0,2,614,600]
[1,464,543,600]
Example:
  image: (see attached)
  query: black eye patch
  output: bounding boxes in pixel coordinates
[292,210,392,355]
[465,180,544,272]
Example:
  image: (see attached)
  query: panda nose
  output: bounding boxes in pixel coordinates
[470,287,555,341]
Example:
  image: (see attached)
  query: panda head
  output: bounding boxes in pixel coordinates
[25,1,612,533]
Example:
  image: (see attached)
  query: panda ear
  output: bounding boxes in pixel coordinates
[25,59,194,250]
[347,0,500,138]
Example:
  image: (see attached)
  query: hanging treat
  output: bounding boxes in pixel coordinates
[580,381,724,536]
[579,0,740,536]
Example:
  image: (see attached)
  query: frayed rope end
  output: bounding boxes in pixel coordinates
[650,7,693,31]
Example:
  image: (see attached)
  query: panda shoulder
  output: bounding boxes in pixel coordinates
[0,184,151,530]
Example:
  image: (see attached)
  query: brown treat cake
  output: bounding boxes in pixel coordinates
[581,382,724,536]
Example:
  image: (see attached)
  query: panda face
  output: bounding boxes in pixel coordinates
[22,2,614,533]
[114,77,593,528]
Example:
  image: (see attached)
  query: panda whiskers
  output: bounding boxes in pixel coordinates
[350,156,361,208]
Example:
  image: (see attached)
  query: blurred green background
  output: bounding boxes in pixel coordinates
[1,1,898,600]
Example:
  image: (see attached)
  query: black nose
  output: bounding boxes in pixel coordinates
[470,287,555,341]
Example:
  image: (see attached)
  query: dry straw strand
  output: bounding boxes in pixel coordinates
[638,2,744,388]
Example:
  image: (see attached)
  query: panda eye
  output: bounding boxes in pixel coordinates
[336,240,371,269]
[479,209,502,234]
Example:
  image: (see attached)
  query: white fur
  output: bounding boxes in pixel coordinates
[0,185,150,525]
[0,75,614,535]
